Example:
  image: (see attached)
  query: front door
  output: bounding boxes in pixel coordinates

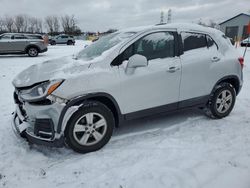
[118,31,181,115]
[0,34,13,52]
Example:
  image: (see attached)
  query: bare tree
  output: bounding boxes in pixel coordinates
[44,16,54,34]
[52,16,59,33]
[22,15,29,33]
[197,18,219,29]
[14,15,25,32]
[197,18,206,26]
[44,15,59,34]
[5,16,14,32]
[0,17,5,32]
[208,19,219,29]
[0,14,82,34]
[61,15,71,33]
[37,19,43,33]
[28,17,36,33]
[61,15,78,35]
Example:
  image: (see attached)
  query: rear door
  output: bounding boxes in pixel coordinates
[179,32,221,103]
[12,34,28,52]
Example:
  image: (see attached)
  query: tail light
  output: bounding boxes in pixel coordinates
[238,57,244,69]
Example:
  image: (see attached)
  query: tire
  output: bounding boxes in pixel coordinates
[27,47,39,57]
[67,40,73,45]
[65,101,115,153]
[205,83,236,119]
[50,41,56,45]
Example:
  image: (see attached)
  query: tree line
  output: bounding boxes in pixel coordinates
[0,14,81,35]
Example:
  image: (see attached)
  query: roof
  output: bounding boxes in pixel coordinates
[1,33,42,36]
[120,22,220,35]
[219,13,250,25]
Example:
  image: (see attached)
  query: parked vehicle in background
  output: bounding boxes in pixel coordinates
[241,37,250,47]
[12,23,243,153]
[49,34,75,45]
[87,35,99,42]
[0,33,48,57]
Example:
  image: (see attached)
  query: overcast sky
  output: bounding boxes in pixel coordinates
[0,0,249,31]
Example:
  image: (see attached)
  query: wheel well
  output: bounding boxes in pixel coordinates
[25,45,40,53]
[74,96,120,127]
[217,77,240,95]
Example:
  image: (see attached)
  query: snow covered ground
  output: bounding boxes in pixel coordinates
[0,41,250,188]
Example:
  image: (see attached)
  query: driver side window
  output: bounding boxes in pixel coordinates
[121,31,175,62]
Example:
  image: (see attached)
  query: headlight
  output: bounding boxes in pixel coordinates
[20,79,64,102]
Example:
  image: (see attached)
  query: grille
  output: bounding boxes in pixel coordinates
[34,119,55,139]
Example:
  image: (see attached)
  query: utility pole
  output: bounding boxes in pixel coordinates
[167,9,172,23]
[160,11,164,24]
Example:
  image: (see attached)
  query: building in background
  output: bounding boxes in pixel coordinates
[219,13,250,40]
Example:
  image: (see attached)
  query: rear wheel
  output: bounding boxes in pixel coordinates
[205,83,236,119]
[27,47,39,57]
[67,40,73,45]
[50,40,56,45]
[65,101,115,153]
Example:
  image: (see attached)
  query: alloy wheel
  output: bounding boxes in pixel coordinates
[216,89,233,113]
[29,48,38,57]
[73,112,107,146]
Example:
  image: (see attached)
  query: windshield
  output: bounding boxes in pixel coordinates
[77,32,136,60]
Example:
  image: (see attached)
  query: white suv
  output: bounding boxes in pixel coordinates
[12,23,244,153]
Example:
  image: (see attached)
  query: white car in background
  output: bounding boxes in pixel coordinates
[12,23,244,153]
[49,34,75,45]
[241,37,250,47]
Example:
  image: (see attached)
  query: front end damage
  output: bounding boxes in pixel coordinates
[12,89,78,147]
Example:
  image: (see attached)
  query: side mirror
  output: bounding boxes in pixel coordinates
[126,54,148,74]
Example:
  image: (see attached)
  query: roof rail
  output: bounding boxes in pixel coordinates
[155,23,167,26]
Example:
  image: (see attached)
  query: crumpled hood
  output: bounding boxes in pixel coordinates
[12,56,98,88]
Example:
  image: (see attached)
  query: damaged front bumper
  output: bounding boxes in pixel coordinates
[12,99,65,147]
[12,88,85,148]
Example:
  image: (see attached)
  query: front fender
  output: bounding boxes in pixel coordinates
[56,92,122,134]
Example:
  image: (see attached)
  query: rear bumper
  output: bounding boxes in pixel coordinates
[12,109,64,147]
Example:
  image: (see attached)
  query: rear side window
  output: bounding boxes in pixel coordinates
[182,32,207,52]
[61,36,68,38]
[26,35,43,40]
[14,34,27,39]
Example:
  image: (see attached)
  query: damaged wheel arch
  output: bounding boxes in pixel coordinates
[57,93,123,135]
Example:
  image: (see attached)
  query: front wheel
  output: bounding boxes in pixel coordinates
[205,83,236,119]
[65,101,115,153]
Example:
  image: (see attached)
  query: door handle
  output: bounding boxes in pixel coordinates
[167,66,180,73]
[211,56,220,62]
